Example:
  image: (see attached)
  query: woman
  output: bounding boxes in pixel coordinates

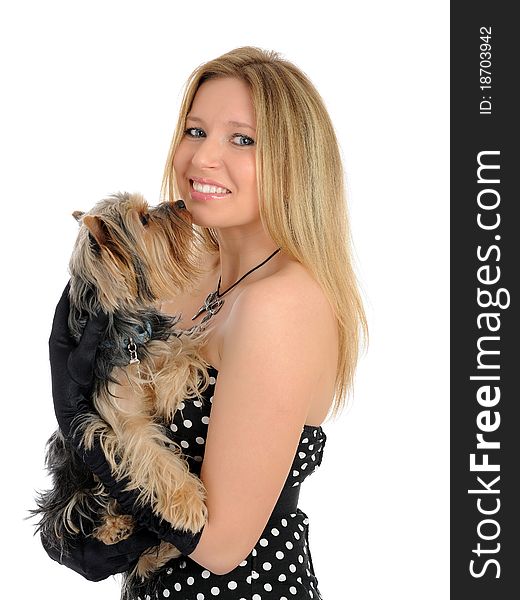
[47,46,367,599]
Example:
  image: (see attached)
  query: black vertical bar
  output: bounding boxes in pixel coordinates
[451,3,519,598]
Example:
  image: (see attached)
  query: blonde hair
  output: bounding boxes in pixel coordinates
[161,46,368,419]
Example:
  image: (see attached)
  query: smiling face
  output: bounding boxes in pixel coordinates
[173,77,260,231]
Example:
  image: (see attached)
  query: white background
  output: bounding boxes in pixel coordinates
[0,1,449,598]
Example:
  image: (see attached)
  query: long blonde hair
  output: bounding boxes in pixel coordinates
[161,46,368,419]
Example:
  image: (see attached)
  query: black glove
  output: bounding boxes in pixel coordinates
[48,283,204,557]
[41,525,161,582]
[49,282,109,438]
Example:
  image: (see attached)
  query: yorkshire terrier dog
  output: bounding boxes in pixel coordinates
[32,192,214,580]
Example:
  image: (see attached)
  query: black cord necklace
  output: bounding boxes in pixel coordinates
[191,248,281,326]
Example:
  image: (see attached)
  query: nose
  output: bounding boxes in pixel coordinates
[190,135,223,169]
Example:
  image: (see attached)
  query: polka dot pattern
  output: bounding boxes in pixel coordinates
[125,366,325,599]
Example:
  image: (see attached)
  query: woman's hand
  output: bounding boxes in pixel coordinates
[48,282,108,438]
[41,525,160,582]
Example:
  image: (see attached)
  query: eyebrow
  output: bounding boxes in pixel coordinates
[186,115,256,131]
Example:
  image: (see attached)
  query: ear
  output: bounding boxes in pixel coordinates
[72,210,85,222]
[82,215,110,247]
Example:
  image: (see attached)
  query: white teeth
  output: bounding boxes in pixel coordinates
[192,181,230,194]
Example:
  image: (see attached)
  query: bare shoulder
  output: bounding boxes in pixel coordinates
[230,261,336,344]
[222,260,338,387]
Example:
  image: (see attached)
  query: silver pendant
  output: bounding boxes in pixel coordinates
[192,290,224,321]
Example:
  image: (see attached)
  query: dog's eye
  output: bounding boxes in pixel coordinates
[140,213,150,226]
[88,232,101,253]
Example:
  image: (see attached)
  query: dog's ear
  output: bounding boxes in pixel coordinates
[82,215,110,247]
[72,211,85,222]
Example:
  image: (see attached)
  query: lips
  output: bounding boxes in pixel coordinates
[189,177,231,193]
[189,185,230,202]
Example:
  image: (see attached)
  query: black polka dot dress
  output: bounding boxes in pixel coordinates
[124,366,327,600]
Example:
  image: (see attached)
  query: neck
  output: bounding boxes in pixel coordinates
[213,226,281,292]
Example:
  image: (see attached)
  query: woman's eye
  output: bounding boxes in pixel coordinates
[231,134,255,147]
[184,127,205,138]
[140,213,150,226]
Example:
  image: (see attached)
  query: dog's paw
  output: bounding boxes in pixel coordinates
[157,479,208,532]
[93,514,135,545]
[136,542,180,579]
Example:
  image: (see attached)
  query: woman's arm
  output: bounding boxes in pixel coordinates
[188,275,333,575]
